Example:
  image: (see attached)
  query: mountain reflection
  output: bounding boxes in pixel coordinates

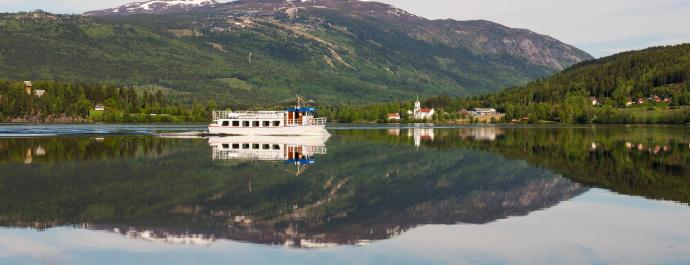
[0,126,688,248]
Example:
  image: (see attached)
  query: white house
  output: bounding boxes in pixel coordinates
[33,90,46,98]
[94,104,105,111]
[470,108,497,116]
[412,99,435,120]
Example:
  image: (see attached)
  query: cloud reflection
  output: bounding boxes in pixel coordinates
[1,189,690,265]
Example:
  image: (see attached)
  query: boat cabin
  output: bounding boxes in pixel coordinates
[212,107,325,128]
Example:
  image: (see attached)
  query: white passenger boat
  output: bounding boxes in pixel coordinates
[208,98,328,136]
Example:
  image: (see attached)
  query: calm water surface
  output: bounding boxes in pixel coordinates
[0,124,689,265]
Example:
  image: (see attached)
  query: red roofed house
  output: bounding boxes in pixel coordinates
[386,113,401,121]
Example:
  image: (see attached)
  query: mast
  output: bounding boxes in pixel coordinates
[296,94,303,109]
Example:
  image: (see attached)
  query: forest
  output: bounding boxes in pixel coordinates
[0,80,211,122]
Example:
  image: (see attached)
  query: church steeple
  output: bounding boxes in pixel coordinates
[414,97,421,110]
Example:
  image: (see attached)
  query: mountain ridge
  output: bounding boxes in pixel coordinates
[84,0,219,15]
[86,0,591,71]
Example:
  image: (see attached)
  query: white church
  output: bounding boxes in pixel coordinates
[407,98,435,120]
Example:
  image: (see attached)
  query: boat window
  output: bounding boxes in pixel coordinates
[262,144,270,150]
[273,144,280,150]
[252,144,260,149]
[243,121,249,127]
[232,144,240,149]
[252,121,260,127]
[222,121,229,127]
[222,144,229,149]
[232,121,240,127]
[242,144,249,149]
[263,121,270,127]
[273,121,280,127]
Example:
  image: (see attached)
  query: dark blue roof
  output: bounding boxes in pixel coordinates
[286,107,316,112]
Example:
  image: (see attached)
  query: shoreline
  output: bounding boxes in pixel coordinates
[2,122,687,129]
[1,121,689,126]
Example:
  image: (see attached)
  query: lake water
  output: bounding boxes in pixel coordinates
[0,124,689,265]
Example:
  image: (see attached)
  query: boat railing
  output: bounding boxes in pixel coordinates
[283,118,327,126]
[212,111,232,120]
[213,111,284,120]
[212,149,284,161]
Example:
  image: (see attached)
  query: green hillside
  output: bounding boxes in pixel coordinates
[0,10,584,107]
[489,44,690,105]
[458,44,690,123]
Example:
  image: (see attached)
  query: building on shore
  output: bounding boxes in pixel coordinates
[24,81,32,95]
[386,113,401,122]
[408,99,434,120]
[626,98,634,106]
[33,90,46,98]
[458,109,471,118]
[94,104,106,111]
[470,108,498,116]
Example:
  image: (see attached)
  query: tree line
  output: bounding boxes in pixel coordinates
[0,80,213,122]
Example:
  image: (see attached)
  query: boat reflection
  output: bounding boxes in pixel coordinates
[209,135,329,176]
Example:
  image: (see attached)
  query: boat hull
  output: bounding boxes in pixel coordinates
[208,135,330,147]
[208,125,329,136]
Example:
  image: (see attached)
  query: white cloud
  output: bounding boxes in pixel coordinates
[0,0,688,57]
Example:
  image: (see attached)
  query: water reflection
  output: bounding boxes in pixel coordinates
[0,126,688,254]
[209,135,329,176]
[457,126,505,141]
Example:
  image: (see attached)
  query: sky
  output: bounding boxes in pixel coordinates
[1,0,689,57]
